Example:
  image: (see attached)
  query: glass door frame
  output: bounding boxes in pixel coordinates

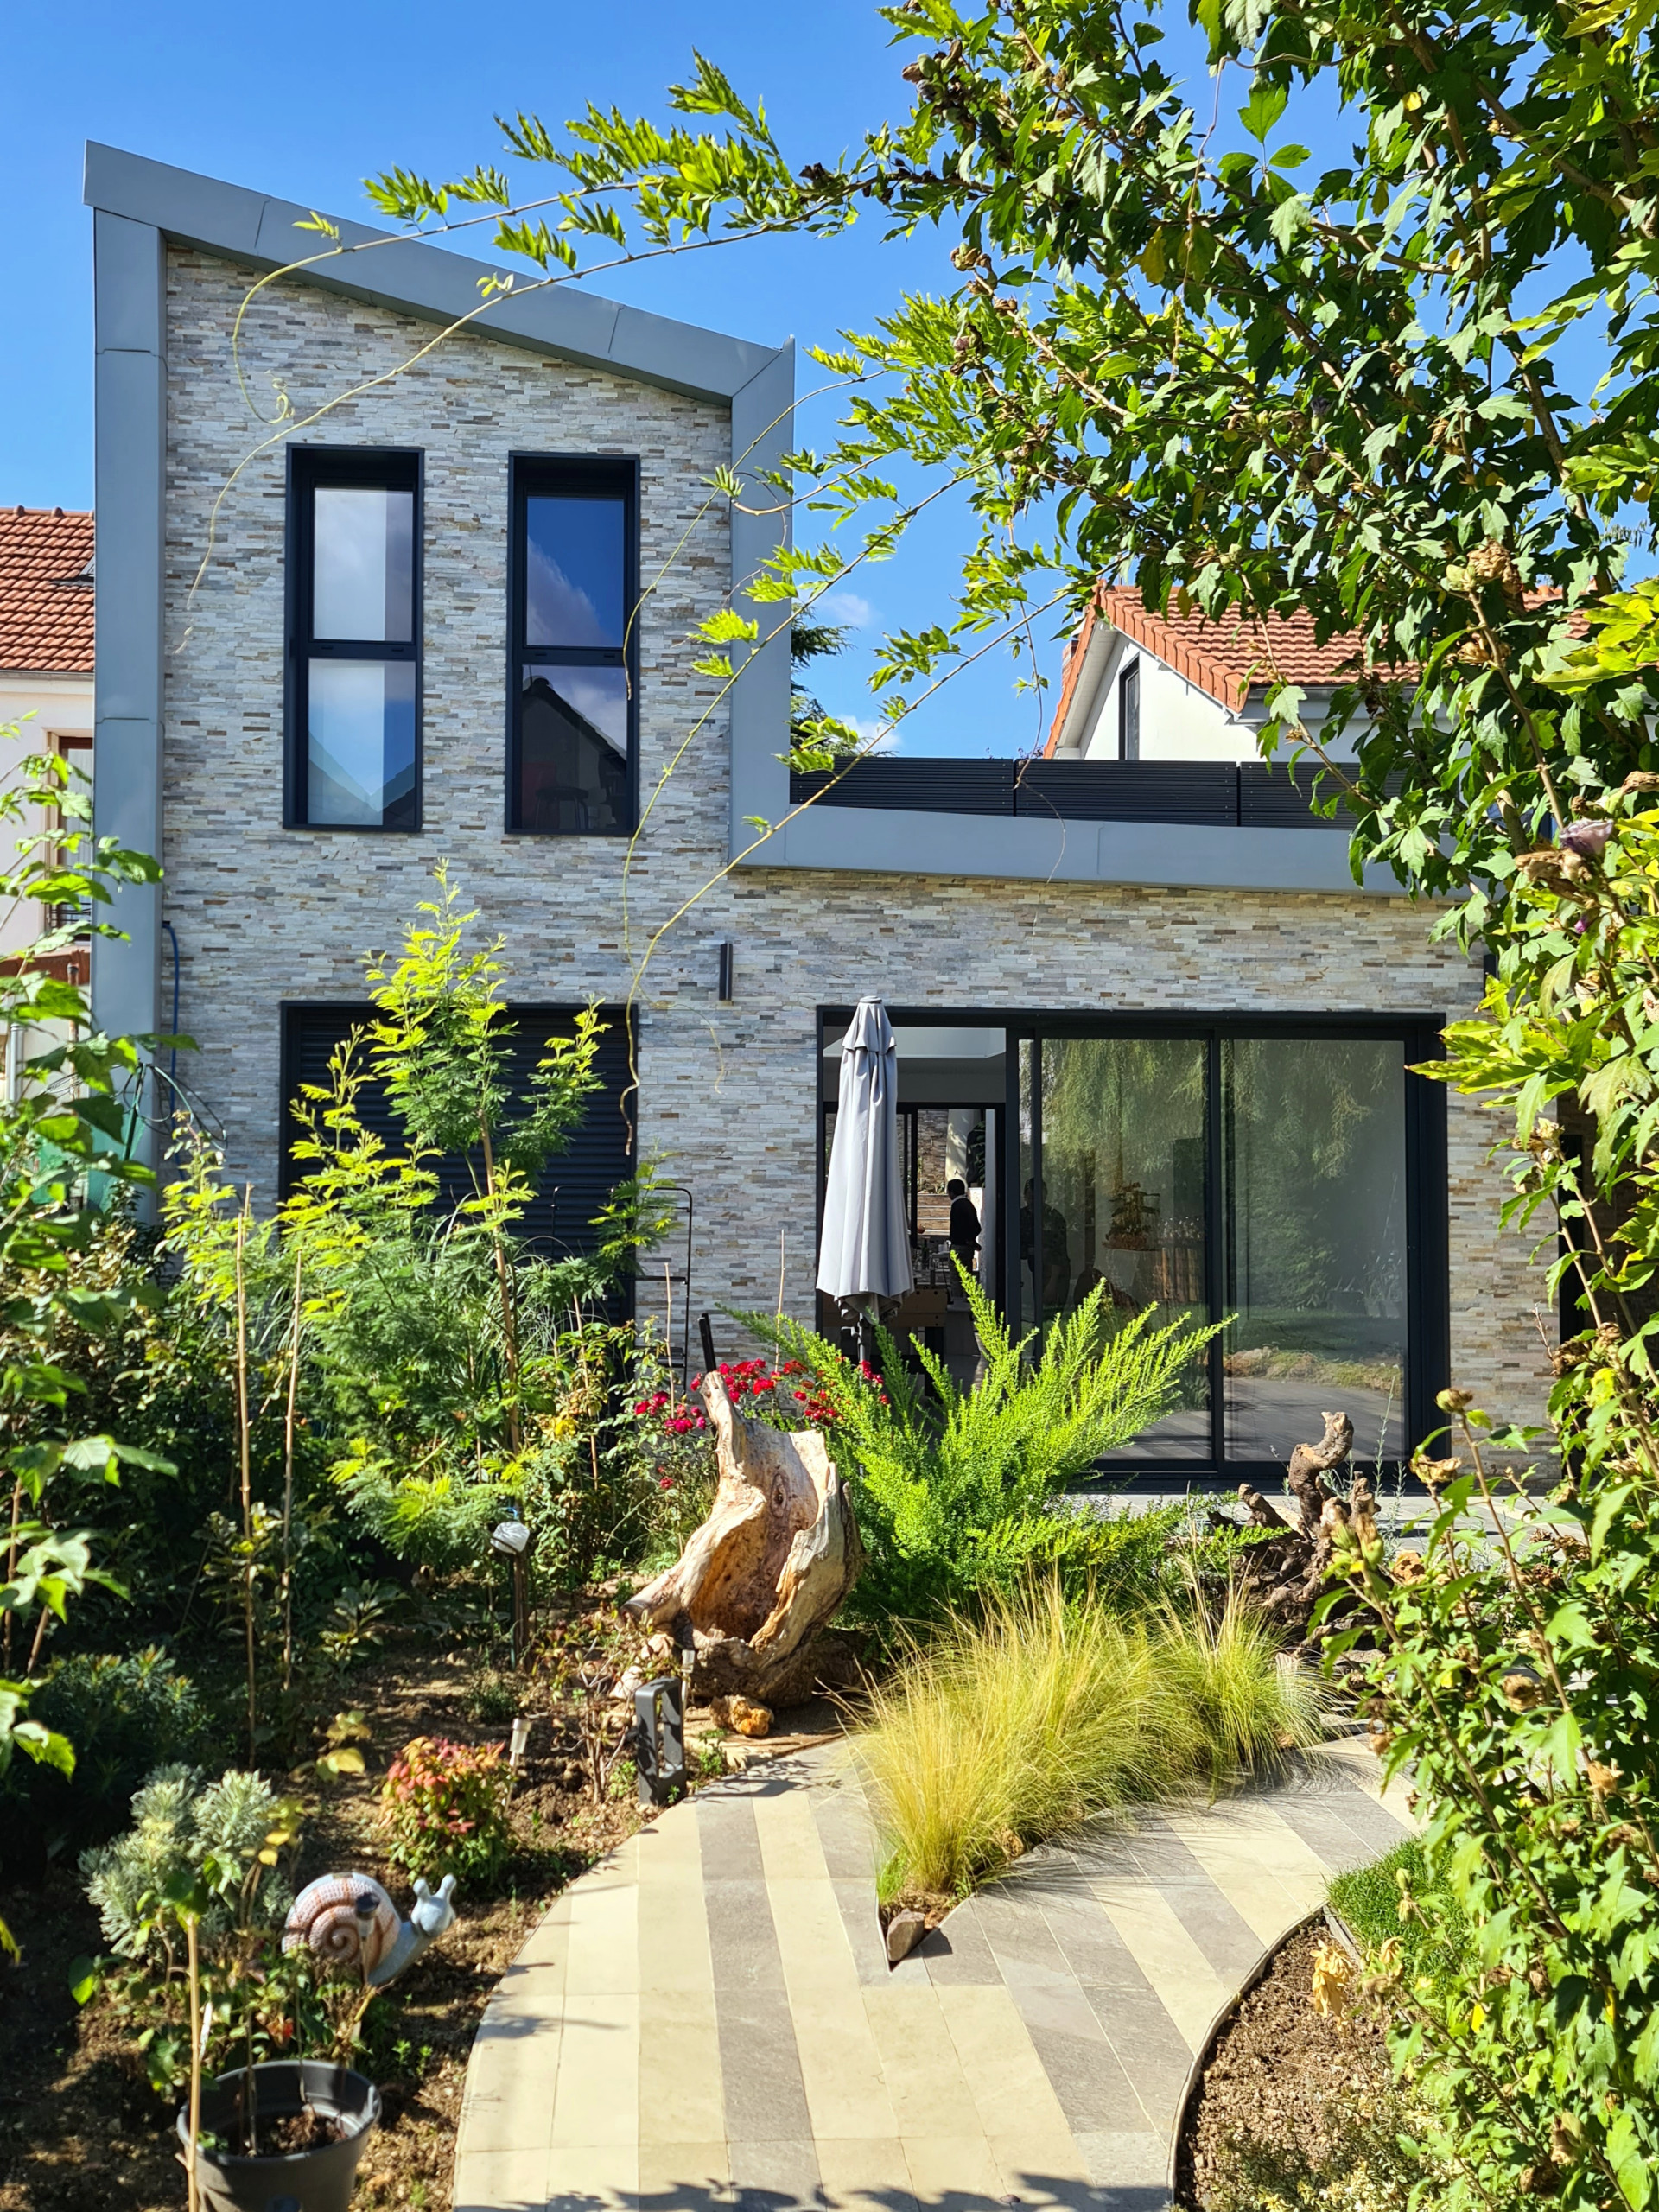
[1003,1010,1448,1479]
[815,1006,1447,1479]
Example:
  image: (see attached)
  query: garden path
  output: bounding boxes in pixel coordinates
[452,1738,1412,2212]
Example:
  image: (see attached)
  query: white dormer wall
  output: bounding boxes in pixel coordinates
[1052,620,1356,762]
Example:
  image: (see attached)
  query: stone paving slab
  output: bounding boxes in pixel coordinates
[453,1743,1412,2212]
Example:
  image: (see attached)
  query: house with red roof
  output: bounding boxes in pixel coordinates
[0,505,94,966]
[1045,587,1395,765]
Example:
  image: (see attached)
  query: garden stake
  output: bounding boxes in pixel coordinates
[280,1241,302,1696]
[233,1193,257,1761]
[184,1914,202,2212]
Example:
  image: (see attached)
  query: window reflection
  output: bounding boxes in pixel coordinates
[516,666,630,834]
[524,496,626,649]
[1222,1038,1406,1462]
[312,487,414,643]
[306,660,417,828]
[1037,1037,1211,1460]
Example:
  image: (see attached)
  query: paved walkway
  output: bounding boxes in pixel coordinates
[453,1739,1412,2212]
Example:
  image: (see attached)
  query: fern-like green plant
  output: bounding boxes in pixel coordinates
[741,1267,1221,1629]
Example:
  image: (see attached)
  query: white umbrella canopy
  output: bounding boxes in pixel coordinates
[817,997,914,1306]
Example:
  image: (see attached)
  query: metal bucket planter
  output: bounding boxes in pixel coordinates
[177,2060,379,2212]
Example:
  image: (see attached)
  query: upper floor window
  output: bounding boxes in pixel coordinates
[509,457,638,836]
[1118,658,1141,761]
[287,448,421,830]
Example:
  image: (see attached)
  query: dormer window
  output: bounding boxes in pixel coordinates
[286,448,422,830]
[508,457,639,836]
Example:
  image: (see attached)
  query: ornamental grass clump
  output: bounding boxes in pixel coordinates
[1158,1584,1326,1783]
[860,1583,1324,1904]
[378,1734,511,1887]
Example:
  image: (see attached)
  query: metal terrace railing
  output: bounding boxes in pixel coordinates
[788,756,1357,829]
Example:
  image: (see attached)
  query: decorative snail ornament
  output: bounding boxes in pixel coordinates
[282,1872,459,1987]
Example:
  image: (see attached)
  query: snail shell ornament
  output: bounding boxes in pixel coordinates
[283,1872,458,1987]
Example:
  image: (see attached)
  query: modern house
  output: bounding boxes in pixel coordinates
[82,142,1548,1484]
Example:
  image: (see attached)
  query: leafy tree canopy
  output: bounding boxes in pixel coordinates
[366,0,1659,938]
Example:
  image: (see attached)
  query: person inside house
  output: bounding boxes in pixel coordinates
[947,1177,981,1278]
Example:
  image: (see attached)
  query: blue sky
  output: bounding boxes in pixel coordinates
[6,0,1085,755]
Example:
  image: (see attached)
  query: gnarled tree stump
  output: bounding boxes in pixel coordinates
[624,1370,864,1709]
[1227,1409,1379,1661]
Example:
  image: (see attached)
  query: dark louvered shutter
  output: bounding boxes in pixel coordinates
[279,1002,636,1277]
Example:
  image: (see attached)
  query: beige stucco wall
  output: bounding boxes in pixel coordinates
[156,245,1550,1438]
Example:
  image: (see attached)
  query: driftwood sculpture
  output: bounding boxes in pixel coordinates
[1227,1410,1378,1659]
[625,1370,864,1710]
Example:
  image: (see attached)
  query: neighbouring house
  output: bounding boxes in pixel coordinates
[1,505,95,963]
[1043,584,1392,766]
[81,142,1549,1484]
[1,505,95,1106]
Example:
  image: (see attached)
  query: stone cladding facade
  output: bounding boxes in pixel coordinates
[159,245,1549,1431]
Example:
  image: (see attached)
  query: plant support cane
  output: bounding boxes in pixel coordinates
[233,1197,257,1760]
[185,1912,202,2212]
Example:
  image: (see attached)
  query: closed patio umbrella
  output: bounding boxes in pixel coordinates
[817,999,913,1338]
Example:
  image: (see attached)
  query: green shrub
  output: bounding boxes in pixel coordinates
[859,1582,1323,1901]
[1328,1837,1468,1999]
[745,1268,1221,1627]
[467,1669,520,1726]
[3,1649,213,1855]
[378,1733,511,1885]
[80,1764,294,1957]
[76,1763,312,2096]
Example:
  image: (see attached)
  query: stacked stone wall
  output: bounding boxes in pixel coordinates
[158,246,1549,1432]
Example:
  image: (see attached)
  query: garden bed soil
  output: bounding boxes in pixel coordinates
[226,2106,346,2156]
[0,1630,645,2212]
[1177,1923,1393,2209]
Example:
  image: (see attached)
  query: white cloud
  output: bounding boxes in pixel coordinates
[849,715,898,753]
[818,589,874,630]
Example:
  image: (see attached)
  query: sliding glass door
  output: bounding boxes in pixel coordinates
[1022,1036,1212,1462]
[1010,1019,1444,1477]
[1222,1038,1408,1463]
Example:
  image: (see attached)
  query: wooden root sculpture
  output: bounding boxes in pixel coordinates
[282,1872,458,1987]
[625,1369,863,1710]
[1226,1409,1379,1659]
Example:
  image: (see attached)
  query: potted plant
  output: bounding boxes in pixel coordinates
[172,1862,458,2212]
[181,2059,379,2212]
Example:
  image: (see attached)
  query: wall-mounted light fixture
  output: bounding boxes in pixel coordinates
[717,941,734,1001]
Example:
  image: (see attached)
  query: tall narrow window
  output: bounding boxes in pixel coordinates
[509,457,638,836]
[286,449,421,830]
[1118,658,1141,760]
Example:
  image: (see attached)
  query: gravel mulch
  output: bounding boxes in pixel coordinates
[1176,1923,1416,2212]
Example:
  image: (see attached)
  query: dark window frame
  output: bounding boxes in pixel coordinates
[283,445,424,833]
[816,1005,1449,1484]
[506,454,641,837]
[1118,657,1141,760]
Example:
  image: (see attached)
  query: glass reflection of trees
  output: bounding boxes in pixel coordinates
[1037,1039,1211,1414]
[1222,1038,1405,1389]
[1033,1034,1408,1449]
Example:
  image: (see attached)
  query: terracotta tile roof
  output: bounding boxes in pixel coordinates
[1046,584,1401,751]
[0,507,94,675]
